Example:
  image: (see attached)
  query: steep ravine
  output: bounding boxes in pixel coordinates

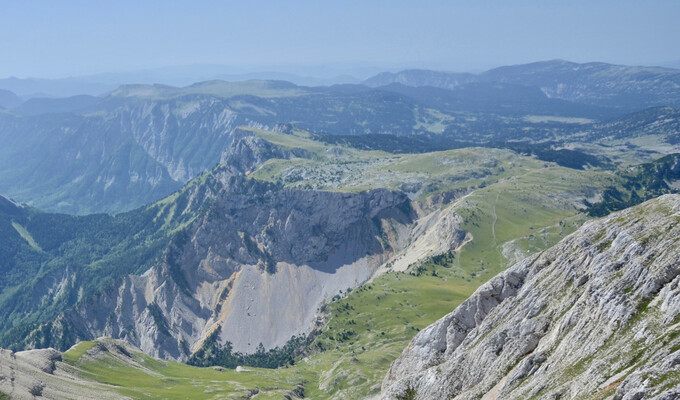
[382,194,680,400]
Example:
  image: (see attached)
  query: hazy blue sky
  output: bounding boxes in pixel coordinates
[2,0,679,78]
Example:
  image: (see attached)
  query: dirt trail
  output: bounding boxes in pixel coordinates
[491,192,499,243]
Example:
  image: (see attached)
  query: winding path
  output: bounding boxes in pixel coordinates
[491,192,500,243]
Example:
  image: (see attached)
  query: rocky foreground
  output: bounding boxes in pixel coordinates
[382,194,680,400]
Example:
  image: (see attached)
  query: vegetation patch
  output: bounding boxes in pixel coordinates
[188,327,307,369]
[395,382,418,400]
[586,153,680,216]
[63,340,98,364]
[10,221,43,252]
[147,302,170,336]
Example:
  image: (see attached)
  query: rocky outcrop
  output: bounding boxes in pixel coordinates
[218,129,312,175]
[0,346,122,400]
[382,194,680,399]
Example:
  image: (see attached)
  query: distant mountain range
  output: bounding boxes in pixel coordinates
[3,59,679,107]
[1,60,679,214]
[0,64,365,98]
[364,59,680,111]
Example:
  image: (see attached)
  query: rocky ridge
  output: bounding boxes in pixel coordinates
[0,344,123,400]
[381,194,680,399]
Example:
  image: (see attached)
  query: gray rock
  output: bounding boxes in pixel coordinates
[0,347,125,399]
[15,348,61,374]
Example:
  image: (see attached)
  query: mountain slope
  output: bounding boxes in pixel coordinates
[0,89,21,109]
[11,95,99,116]
[0,134,282,352]
[483,60,680,110]
[381,194,680,399]
[376,82,611,118]
[0,127,620,398]
[0,338,307,399]
[0,187,201,351]
[9,123,596,365]
[0,96,245,214]
[587,106,680,142]
[586,153,680,216]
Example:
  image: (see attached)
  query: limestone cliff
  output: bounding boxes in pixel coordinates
[64,179,415,360]
[382,194,680,400]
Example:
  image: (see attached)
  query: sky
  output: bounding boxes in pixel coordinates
[2,0,680,79]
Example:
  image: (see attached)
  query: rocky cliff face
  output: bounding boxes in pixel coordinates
[109,96,242,182]
[23,133,469,362]
[63,179,415,360]
[382,194,680,400]
[0,96,252,214]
